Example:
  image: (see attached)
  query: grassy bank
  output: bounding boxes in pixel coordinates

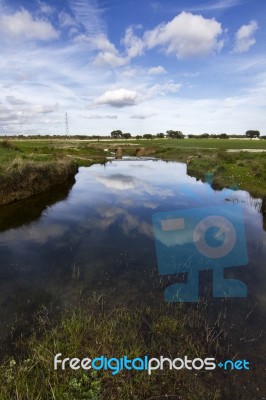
[0,138,107,167]
[186,151,266,197]
[0,293,233,400]
[0,140,79,205]
[151,146,266,197]
[1,137,266,202]
[0,159,78,206]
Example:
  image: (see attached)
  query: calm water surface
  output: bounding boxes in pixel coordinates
[0,159,265,387]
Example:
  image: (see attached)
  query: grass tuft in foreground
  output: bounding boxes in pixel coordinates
[0,294,230,400]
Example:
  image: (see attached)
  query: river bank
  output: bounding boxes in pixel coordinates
[0,158,78,206]
[0,291,242,400]
[1,138,266,204]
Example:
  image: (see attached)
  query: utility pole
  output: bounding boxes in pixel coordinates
[65,112,70,136]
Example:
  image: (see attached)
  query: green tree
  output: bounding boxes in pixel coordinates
[111,130,123,138]
[245,130,260,138]
[122,133,131,139]
[219,133,229,139]
[143,134,153,139]
[166,130,184,139]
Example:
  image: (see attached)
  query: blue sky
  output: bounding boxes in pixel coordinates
[0,0,265,135]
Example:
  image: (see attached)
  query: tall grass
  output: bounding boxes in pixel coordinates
[0,157,78,205]
[0,293,227,400]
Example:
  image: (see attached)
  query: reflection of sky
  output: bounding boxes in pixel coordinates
[0,160,265,250]
[0,160,265,246]
[54,160,248,215]
[0,223,69,246]
[0,160,265,316]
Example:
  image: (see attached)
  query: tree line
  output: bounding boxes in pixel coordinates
[0,130,263,140]
[110,130,263,139]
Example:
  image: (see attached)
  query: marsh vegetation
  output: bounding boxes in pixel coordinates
[0,138,265,399]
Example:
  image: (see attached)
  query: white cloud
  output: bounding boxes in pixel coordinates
[122,27,144,58]
[233,20,258,53]
[32,104,59,114]
[2,224,68,245]
[93,51,128,67]
[0,99,60,131]
[58,11,77,28]
[121,213,153,238]
[95,89,139,107]
[91,31,144,67]
[143,201,159,209]
[91,12,224,67]
[148,66,166,75]
[181,0,245,12]
[95,173,173,198]
[82,114,118,119]
[0,107,19,123]
[68,27,79,37]
[90,12,224,68]
[96,174,137,190]
[69,0,105,36]
[151,0,244,14]
[6,96,28,105]
[90,34,129,67]
[94,81,182,109]
[144,11,223,59]
[130,113,157,119]
[121,68,138,78]
[88,27,143,68]
[37,1,55,15]
[0,8,59,41]
[145,82,182,98]
[90,34,118,52]
[85,207,154,239]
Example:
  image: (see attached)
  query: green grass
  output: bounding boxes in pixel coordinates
[0,157,76,190]
[0,141,79,205]
[1,137,266,200]
[0,139,107,168]
[187,151,266,196]
[0,294,227,400]
[100,138,266,150]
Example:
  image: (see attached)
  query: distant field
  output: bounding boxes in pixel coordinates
[3,137,266,150]
[119,138,266,149]
[51,137,266,150]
